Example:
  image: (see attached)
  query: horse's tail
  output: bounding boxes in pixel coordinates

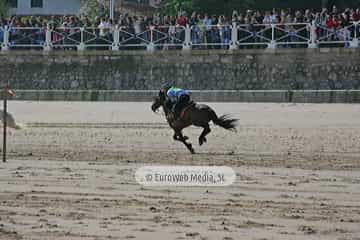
[211,111,238,132]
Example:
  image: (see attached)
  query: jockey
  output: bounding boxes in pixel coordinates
[160,83,172,94]
[160,84,190,121]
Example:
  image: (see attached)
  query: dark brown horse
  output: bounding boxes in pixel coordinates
[151,90,238,154]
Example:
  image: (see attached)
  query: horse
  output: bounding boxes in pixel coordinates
[151,90,238,154]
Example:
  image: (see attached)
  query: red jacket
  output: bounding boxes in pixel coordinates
[176,16,187,27]
[326,18,340,29]
[353,12,360,21]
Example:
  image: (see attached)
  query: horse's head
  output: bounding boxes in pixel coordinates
[151,90,166,112]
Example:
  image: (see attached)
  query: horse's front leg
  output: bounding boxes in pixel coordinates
[173,132,188,141]
[174,130,195,154]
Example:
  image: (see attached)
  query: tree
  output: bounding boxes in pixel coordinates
[0,0,9,17]
[192,0,251,14]
[160,0,299,15]
[160,0,360,16]
[160,0,193,16]
[80,0,108,20]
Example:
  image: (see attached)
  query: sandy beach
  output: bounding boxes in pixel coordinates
[0,101,359,240]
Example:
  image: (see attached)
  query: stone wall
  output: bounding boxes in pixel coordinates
[1,48,360,91]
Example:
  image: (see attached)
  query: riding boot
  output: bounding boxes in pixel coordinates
[171,109,182,128]
[175,112,180,122]
[172,117,183,129]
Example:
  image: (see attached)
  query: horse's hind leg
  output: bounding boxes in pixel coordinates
[175,130,195,154]
[199,123,211,146]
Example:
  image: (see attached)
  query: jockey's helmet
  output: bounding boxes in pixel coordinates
[160,83,172,93]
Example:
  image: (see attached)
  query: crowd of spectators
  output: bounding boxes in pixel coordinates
[1,6,360,49]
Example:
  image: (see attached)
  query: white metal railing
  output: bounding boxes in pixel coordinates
[1,22,359,51]
[236,23,311,48]
[5,26,45,49]
[237,23,272,47]
[118,25,186,50]
[190,24,232,49]
[50,27,114,50]
[315,22,359,47]
[273,23,311,46]
[51,27,81,49]
[152,25,186,49]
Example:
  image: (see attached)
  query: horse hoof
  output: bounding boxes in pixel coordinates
[199,137,206,146]
[187,144,195,154]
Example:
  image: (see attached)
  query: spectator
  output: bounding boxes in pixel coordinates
[255,11,263,23]
[284,14,296,45]
[218,15,231,49]
[190,12,200,46]
[176,12,187,27]
[235,13,243,25]
[197,14,206,47]
[1,6,360,50]
[98,18,110,38]
[352,8,360,21]
[271,9,279,23]
[203,13,212,45]
[232,11,239,25]
[304,9,313,23]
[294,11,304,23]
[326,14,340,41]
[168,19,177,47]
[0,18,5,43]
[133,16,141,37]
[263,11,272,25]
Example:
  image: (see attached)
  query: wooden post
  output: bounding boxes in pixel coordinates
[3,88,7,162]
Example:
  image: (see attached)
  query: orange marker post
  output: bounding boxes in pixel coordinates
[3,85,16,163]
